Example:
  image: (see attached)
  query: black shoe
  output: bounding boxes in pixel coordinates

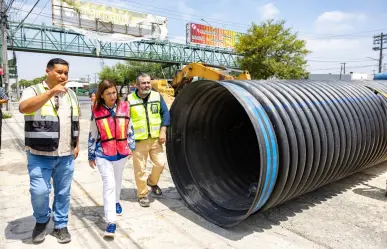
[32,220,49,244]
[138,197,150,207]
[52,227,71,244]
[147,181,162,196]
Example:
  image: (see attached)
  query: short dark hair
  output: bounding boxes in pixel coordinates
[136,73,151,83]
[47,58,69,70]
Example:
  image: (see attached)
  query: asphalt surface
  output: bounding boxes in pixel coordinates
[0,102,386,249]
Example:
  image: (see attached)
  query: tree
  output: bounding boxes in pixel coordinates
[18,75,46,88]
[98,65,125,85]
[19,79,30,88]
[235,20,310,80]
[99,61,165,86]
[11,83,17,90]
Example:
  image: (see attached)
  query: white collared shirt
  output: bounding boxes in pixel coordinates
[19,81,78,156]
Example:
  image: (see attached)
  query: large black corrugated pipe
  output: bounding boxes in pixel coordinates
[166,79,387,227]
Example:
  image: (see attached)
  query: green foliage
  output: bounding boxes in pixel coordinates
[98,61,165,86]
[235,19,310,80]
[2,112,12,119]
[11,83,17,90]
[88,83,99,89]
[18,75,47,88]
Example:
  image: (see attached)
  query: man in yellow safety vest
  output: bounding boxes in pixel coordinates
[128,73,170,207]
[19,58,79,244]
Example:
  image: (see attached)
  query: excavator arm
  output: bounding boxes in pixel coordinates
[171,63,234,87]
[171,62,250,96]
[150,62,251,104]
[235,70,251,80]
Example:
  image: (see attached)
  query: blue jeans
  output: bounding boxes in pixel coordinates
[27,152,74,229]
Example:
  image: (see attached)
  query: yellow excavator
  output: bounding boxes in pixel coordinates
[150,62,251,107]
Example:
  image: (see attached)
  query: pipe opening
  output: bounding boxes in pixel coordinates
[184,82,261,211]
[166,80,275,227]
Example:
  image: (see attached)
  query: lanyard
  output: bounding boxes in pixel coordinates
[42,83,73,118]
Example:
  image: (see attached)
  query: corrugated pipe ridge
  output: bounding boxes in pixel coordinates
[166,80,387,227]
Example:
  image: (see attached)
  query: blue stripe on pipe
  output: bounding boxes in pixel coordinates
[220,83,278,213]
[262,94,376,112]
[263,90,377,110]
[221,83,274,211]
[254,103,278,211]
[249,100,278,212]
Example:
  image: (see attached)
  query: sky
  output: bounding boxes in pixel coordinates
[5,0,387,81]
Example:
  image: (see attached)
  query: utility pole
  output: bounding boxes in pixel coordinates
[373,33,387,73]
[341,62,346,74]
[340,64,343,80]
[1,0,9,111]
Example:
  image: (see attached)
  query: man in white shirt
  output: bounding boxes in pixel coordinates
[19,58,80,244]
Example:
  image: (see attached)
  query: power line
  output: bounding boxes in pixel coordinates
[308,56,378,60]
[30,0,49,25]
[9,4,380,47]
[122,0,387,38]
[103,0,251,29]
[310,64,377,71]
[5,0,15,12]
[307,59,376,63]
[7,0,28,21]
[14,0,40,31]
[8,1,387,40]
[301,29,387,40]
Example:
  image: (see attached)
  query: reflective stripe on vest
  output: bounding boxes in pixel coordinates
[92,101,131,157]
[25,132,59,138]
[24,83,80,152]
[128,91,162,140]
[66,89,80,147]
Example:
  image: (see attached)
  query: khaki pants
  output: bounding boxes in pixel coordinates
[133,138,165,198]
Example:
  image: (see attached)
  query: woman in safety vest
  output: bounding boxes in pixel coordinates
[88,79,135,238]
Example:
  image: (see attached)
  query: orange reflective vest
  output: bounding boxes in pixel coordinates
[92,101,131,157]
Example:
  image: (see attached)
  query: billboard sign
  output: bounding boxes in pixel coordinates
[186,23,242,49]
[51,0,168,41]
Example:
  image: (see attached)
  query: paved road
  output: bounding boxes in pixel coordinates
[0,105,386,249]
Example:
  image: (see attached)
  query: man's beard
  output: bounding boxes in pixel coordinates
[141,89,151,95]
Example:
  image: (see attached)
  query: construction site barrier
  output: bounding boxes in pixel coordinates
[166,79,387,227]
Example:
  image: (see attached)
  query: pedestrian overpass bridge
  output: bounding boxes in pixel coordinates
[4,22,240,69]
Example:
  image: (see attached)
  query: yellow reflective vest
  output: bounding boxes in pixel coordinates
[128,90,162,140]
[24,83,80,152]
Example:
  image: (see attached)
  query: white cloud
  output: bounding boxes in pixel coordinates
[305,11,377,74]
[307,39,357,51]
[315,11,367,34]
[258,3,280,20]
[305,38,379,74]
[317,23,356,34]
[316,11,367,23]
